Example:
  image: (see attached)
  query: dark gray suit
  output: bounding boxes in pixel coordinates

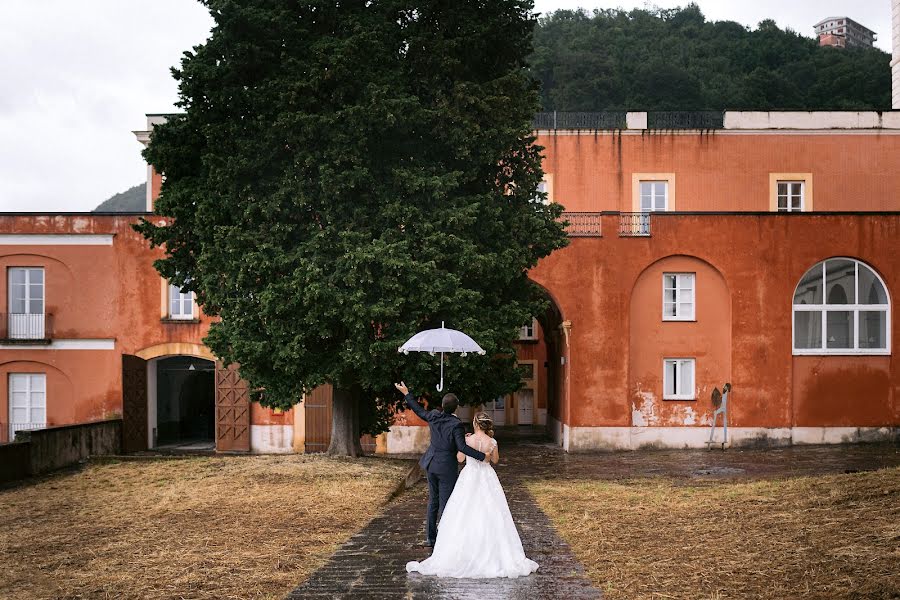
[405,392,486,543]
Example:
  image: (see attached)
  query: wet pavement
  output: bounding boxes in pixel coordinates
[286,427,899,599]
[287,428,599,599]
[510,432,900,484]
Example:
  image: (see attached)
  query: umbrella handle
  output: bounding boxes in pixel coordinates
[436,352,444,392]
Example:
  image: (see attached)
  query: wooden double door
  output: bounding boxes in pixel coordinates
[121,356,250,453]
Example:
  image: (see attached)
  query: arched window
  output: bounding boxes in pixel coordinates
[793,258,890,354]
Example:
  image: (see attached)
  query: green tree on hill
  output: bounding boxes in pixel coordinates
[93,183,146,212]
[135,0,567,456]
[531,5,892,111]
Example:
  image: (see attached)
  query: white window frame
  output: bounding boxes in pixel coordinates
[792,258,891,355]
[485,395,506,426]
[534,179,550,205]
[8,373,47,440]
[663,358,695,400]
[662,273,695,321]
[168,284,195,320]
[519,318,538,341]
[777,180,804,212]
[7,267,45,339]
[640,181,669,212]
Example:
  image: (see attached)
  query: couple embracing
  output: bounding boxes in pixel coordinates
[394,381,539,579]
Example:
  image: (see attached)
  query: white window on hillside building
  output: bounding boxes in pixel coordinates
[519,318,538,341]
[663,359,695,400]
[663,273,695,321]
[7,267,45,339]
[793,258,890,354]
[8,373,46,440]
[640,181,668,212]
[532,175,553,205]
[168,284,195,320]
[777,181,804,212]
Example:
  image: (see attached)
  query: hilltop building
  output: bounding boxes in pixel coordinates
[815,16,877,48]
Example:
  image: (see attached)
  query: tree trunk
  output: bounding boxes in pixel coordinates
[326,385,361,457]
[352,394,365,456]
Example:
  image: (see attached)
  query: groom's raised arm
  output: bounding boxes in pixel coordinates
[404,392,435,422]
[453,423,486,461]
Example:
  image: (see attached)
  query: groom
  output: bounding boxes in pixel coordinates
[395,381,488,547]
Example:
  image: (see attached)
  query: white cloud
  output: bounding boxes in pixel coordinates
[0,0,212,212]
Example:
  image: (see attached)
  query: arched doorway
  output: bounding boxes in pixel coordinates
[123,347,250,453]
[151,356,215,449]
[482,283,565,440]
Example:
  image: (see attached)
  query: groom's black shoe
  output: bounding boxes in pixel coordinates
[420,539,435,548]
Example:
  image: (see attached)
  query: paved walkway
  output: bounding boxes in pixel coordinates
[288,429,600,599]
[288,428,900,599]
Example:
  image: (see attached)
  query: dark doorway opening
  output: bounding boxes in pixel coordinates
[156,356,215,447]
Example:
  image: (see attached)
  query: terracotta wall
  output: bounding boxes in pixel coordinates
[0,215,218,430]
[0,354,118,425]
[538,132,900,212]
[628,255,731,428]
[530,212,899,430]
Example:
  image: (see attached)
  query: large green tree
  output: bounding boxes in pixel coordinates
[136,0,567,455]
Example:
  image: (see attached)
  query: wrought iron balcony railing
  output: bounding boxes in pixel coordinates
[562,212,602,237]
[646,111,724,130]
[533,111,725,130]
[1,313,53,343]
[619,213,652,237]
[534,111,628,130]
[1,422,46,444]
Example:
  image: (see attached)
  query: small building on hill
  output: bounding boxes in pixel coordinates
[814,16,877,48]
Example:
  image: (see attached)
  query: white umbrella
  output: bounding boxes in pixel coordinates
[399,322,486,391]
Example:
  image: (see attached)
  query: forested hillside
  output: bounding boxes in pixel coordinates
[93,183,145,212]
[531,5,891,111]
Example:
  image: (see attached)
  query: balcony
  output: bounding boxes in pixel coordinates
[1,313,53,344]
[534,111,724,131]
[618,213,651,237]
[561,212,655,237]
[563,212,603,237]
[1,422,46,444]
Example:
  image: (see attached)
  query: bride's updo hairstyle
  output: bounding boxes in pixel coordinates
[473,412,495,438]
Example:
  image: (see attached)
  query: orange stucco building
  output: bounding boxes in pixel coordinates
[1,110,898,453]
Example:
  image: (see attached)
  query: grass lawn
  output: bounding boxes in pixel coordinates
[529,467,900,600]
[0,454,411,599]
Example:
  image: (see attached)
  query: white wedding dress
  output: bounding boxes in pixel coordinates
[406,437,539,578]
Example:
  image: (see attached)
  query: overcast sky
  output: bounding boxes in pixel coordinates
[0,0,893,213]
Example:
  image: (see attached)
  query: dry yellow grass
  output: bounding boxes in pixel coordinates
[0,454,410,600]
[529,468,900,600]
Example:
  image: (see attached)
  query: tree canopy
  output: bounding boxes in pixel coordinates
[531,4,892,111]
[135,0,567,454]
[93,183,146,212]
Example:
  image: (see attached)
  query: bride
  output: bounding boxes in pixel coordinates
[406,411,539,578]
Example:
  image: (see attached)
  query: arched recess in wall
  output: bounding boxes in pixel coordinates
[528,279,567,434]
[627,255,731,427]
[529,280,566,333]
[0,359,75,425]
[0,253,76,318]
[135,342,216,361]
[790,257,892,427]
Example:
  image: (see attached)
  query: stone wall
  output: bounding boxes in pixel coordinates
[0,419,121,484]
[0,441,32,483]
